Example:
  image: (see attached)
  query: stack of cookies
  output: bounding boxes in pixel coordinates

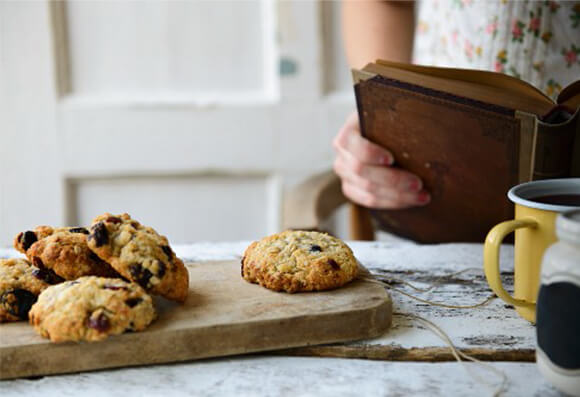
[1,213,189,343]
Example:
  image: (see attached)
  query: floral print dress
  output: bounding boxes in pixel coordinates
[413,0,580,99]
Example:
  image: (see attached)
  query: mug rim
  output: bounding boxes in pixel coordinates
[508,178,580,212]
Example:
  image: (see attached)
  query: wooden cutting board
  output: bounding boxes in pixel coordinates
[0,260,392,379]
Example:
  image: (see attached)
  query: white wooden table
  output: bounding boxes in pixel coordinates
[0,241,561,396]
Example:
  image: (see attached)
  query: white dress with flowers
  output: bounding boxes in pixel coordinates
[412,0,580,100]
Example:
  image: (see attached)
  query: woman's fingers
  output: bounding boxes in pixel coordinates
[332,110,431,209]
[334,146,421,191]
[340,179,430,209]
[334,148,430,209]
[333,114,394,166]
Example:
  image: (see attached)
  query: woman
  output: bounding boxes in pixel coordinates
[333,0,579,210]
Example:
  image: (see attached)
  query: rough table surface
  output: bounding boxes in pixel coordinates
[0,357,562,397]
[0,241,557,396]
[165,241,535,361]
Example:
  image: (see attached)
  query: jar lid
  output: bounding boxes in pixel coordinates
[556,209,580,243]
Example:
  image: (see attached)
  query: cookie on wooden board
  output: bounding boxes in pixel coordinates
[14,226,60,254]
[29,276,156,343]
[87,213,189,303]
[241,230,358,293]
[0,258,60,322]
[14,226,120,280]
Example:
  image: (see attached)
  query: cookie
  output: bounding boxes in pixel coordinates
[241,230,358,293]
[27,230,120,280]
[87,213,189,302]
[15,226,120,280]
[29,276,156,343]
[14,226,59,254]
[0,258,60,322]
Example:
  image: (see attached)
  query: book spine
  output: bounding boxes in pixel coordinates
[515,111,537,183]
[532,108,580,179]
[354,83,369,139]
[571,108,580,177]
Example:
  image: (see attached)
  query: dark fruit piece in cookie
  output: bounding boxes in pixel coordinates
[19,231,38,251]
[87,312,111,332]
[161,245,173,260]
[68,227,89,234]
[328,259,340,270]
[32,257,45,269]
[0,289,37,320]
[125,298,142,307]
[89,222,109,247]
[31,268,64,285]
[129,264,154,289]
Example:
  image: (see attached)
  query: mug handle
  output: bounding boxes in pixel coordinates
[483,218,537,308]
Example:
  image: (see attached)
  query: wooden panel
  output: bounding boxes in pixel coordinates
[66,174,280,243]
[0,0,354,246]
[277,0,321,100]
[320,0,352,95]
[0,0,64,246]
[64,0,273,98]
[58,105,339,172]
[0,260,392,380]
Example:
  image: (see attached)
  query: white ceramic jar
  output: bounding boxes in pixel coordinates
[536,209,580,396]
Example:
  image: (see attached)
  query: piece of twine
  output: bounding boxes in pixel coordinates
[370,267,497,309]
[358,267,508,396]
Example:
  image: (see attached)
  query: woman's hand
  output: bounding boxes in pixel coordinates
[333,111,430,209]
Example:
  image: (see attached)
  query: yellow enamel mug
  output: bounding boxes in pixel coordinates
[484,179,580,323]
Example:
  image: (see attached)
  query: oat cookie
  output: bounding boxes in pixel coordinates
[28,230,120,280]
[14,226,60,254]
[15,226,120,280]
[241,230,358,293]
[29,276,156,343]
[87,213,189,302]
[0,258,60,322]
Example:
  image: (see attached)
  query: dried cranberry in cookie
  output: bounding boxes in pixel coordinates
[87,213,189,302]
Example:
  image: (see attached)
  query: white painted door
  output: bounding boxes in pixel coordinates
[0,0,354,246]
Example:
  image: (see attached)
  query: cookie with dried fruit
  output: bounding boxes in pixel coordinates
[242,230,358,293]
[29,276,156,342]
[0,258,60,322]
[87,213,189,302]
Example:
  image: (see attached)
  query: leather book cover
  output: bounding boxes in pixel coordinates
[355,75,522,243]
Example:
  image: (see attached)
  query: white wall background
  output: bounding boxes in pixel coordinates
[0,0,354,246]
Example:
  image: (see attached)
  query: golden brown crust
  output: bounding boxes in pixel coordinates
[241,230,358,293]
[29,276,156,343]
[13,226,56,254]
[26,231,120,280]
[87,213,189,302]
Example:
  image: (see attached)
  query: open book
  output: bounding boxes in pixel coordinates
[353,60,580,243]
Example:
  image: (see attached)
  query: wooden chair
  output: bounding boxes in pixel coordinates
[282,170,375,240]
